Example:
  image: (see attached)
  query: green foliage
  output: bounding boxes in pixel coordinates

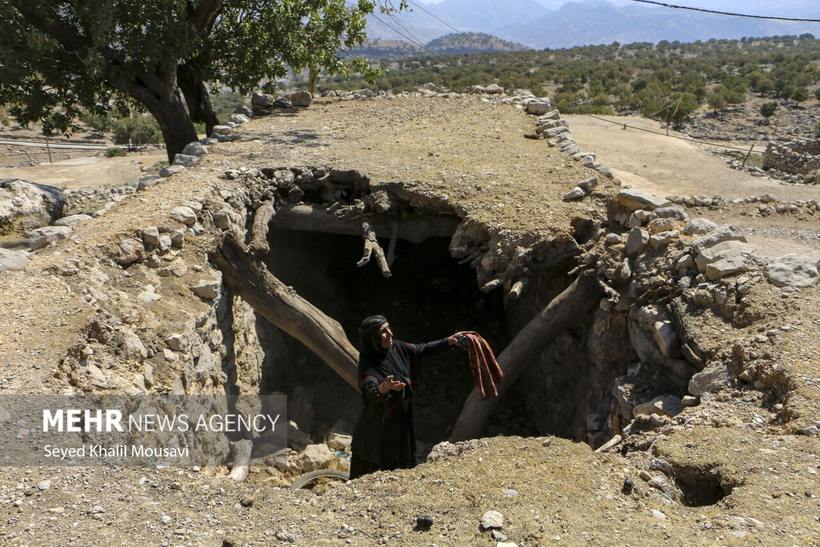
[816,88,820,101]
[0,0,382,155]
[332,35,819,119]
[707,89,728,112]
[104,147,127,158]
[760,102,778,119]
[112,116,162,148]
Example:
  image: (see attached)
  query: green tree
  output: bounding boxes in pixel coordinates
[0,0,380,161]
[112,115,162,148]
[760,101,778,122]
[707,89,727,113]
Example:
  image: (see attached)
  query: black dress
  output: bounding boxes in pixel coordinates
[349,338,452,479]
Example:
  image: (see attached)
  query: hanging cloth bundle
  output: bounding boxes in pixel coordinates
[459,332,503,399]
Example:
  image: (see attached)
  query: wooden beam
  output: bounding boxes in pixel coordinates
[271,204,459,244]
[209,233,360,390]
[249,200,276,255]
[449,272,604,441]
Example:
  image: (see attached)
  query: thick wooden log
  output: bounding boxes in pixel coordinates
[249,200,276,255]
[357,222,391,277]
[209,233,360,389]
[271,204,459,244]
[449,272,604,441]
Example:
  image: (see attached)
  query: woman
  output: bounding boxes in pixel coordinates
[349,314,464,479]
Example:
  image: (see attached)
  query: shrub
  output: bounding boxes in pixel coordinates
[112,115,162,148]
[104,147,127,158]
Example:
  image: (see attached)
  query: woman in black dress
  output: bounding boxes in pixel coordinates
[349,314,464,479]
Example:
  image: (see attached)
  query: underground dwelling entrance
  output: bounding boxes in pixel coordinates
[248,227,535,460]
[207,166,727,504]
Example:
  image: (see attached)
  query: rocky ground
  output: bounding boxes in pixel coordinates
[0,92,818,545]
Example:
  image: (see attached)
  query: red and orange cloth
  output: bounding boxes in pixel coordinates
[458,331,503,399]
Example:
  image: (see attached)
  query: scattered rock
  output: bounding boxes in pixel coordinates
[625,228,649,257]
[633,395,683,417]
[54,214,92,227]
[172,153,200,168]
[170,206,198,226]
[689,362,730,396]
[526,101,551,115]
[141,227,161,248]
[691,224,746,254]
[28,226,72,250]
[480,510,504,530]
[115,238,144,266]
[182,142,208,157]
[0,248,28,272]
[190,278,220,300]
[577,176,598,193]
[617,188,670,211]
[326,433,352,451]
[766,254,818,288]
[296,443,334,472]
[562,187,586,201]
[649,230,678,249]
[137,176,162,191]
[159,164,186,177]
[287,91,313,107]
[37,479,51,491]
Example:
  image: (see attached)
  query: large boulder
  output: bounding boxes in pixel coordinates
[766,254,818,288]
[0,179,65,235]
[287,91,313,107]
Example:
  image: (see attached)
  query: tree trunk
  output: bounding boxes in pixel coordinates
[108,64,198,162]
[148,91,200,162]
[177,63,219,136]
[209,233,360,390]
[449,273,604,441]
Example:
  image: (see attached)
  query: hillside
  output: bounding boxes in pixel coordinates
[426,32,530,54]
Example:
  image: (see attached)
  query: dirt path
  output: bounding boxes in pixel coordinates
[0,152,166,190]
[566,114,820,260]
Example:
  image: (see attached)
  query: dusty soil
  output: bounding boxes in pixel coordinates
[566,113,820,260]
[0,96,818,545]
[0,152,166,190]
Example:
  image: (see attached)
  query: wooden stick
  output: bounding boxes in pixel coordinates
[249,199,276,255]
[357,222,391,277]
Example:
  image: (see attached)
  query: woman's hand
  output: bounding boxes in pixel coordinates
[378,375,406,395]
[448,331,468,347]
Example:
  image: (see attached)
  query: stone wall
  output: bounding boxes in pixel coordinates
[763,138,820,182]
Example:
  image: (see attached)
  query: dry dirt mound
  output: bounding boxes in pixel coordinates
[0,95,817,545]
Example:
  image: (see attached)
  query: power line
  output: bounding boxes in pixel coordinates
[581,113,760,153]
[386,10,430,51]
[405,0,464,34]
[370,12,438,55]
[628,0,820,23]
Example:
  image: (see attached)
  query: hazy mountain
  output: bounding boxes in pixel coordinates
[497,1,820,49]
[366,0,820,52]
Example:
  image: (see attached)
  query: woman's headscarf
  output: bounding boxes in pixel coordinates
[358,314,389,363]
